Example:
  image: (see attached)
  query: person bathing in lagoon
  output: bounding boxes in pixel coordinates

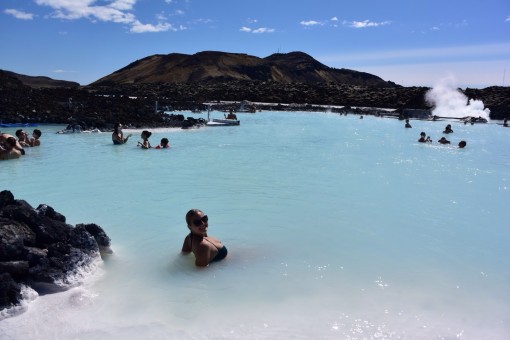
[155,138,170,149]
[137,130,152,149]
[405,119,412,128]
[458,140,467,148]
[443,124,453,134]
[30,129,42,146]
[112,123,132,145]
[438,137,451,144]
[503,118,508,127]
[181,209,228,267]
[15,129,31,147]
[0,137,22,160]
[0,132,25,155]
[418,132,432,143]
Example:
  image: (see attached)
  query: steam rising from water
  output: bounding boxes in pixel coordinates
[425,76,490,120]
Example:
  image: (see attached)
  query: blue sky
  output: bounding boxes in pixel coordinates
[1,0,509,88]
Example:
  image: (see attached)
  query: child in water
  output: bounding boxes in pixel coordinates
[155,138,170,149]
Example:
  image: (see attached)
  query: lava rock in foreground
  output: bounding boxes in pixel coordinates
[0,190,112,312]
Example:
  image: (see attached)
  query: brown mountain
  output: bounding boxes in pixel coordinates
[91,51,395,87]
[0,69,80,88]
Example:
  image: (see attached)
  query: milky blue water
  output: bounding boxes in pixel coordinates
[1,111,509,339]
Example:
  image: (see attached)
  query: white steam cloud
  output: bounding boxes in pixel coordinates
[425,76,490,120]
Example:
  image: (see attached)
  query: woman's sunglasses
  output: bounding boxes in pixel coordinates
[192,215,208,227]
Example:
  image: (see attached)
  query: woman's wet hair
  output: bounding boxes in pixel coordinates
[142,130,152,138]
[161,138,169,145]
[5,137,17,147]
[114,123,121,134]
[186,209,203,225]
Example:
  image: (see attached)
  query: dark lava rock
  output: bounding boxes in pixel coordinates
[0,190,112,312]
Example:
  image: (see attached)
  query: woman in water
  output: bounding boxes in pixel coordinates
[137,130,152,149]
[181,209,228,267]
[112,123,132,144]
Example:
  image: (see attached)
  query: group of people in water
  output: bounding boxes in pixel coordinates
[0,128,42,160]
[408,121,467,148]
[111,123,170,149]
[111,123,225,266]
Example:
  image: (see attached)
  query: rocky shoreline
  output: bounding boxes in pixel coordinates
[1,70,509,130]
[0,191,111,313]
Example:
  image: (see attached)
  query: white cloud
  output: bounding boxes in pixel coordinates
[53,69,76,73]
[34,0,176,33]
[252,27,274,34]
[506,15,510,22]
[194,18,213,24]
[240,26,274,34]
[109,0,136,11]
[330,17,338,22]
[300,20,322,27]
[4,9,35,20]
[431,26,440,31]
[130,21,174,33]
[345,19,391,28]
[247,18,258,24]
[156,12,167,21]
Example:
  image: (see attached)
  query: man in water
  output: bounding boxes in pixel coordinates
[438,137,451,144]
[0,136,22,160]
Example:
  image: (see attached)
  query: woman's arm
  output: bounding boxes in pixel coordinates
[181,235,191,252]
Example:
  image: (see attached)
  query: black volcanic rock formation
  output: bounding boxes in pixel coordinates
[0,190,112,312]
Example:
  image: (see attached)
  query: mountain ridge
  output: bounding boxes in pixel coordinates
[0,69,80,89]
[91,51,396,87]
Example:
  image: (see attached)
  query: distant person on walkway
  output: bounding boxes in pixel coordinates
[225,108,237,120]
[405,119,412,128]
[438,137,451,144]
[0,137,22,160]
[181,209,228,267]
[30,129,42,146]
[458,140,467,148]
[137,130,152,149]
[112,123,132,144]
[443,124,453,134]
[418,132,432,143]
[503,118,508,127]
[155,138,170,149]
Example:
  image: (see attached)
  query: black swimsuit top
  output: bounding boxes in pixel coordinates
[189,234,228,263]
